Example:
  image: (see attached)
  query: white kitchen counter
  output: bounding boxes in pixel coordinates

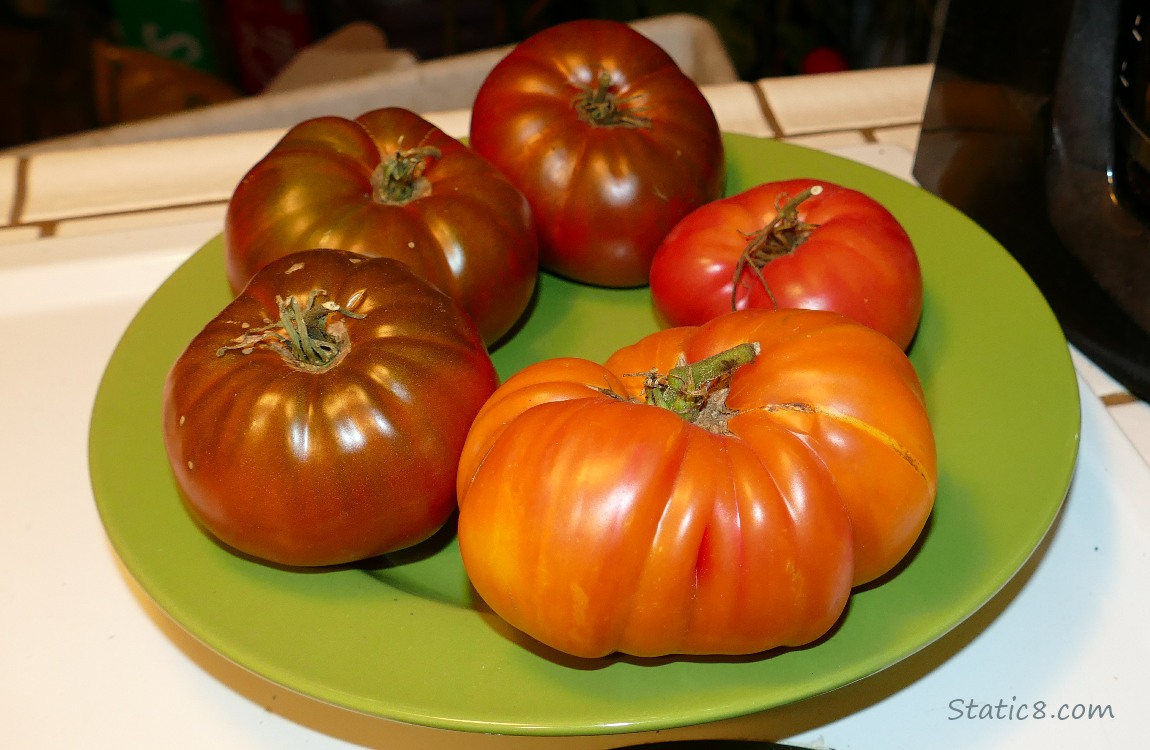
[2,59,1149,749]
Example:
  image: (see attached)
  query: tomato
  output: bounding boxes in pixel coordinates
[801,47,850,75]
[162,249,499,567]
[456,308,937,658]
[224,106,537,345]
[468,19,725,288]
[649,178,923,350]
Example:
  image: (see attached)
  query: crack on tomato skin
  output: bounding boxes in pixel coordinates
[759,401,930,483]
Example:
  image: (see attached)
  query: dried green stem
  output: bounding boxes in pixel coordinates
[572,71,652,129]
[371,146,441,204]
[642,342,760,426]
[731,185,823,310]
[217,289,366,367]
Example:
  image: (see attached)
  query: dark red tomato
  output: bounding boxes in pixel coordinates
[649,178,923,350]
[469,19,725,288]
[162,249,499,567]
[224,106,537,345]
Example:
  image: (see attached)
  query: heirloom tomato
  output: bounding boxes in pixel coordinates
[162,249,499,567]
[649,178,923,350]
[468,19,724,288]
[224,106,537,345]
[457,308,937,658]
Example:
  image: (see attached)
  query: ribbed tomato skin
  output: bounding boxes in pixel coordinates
[469,19,724,288]
[224,107,538,345]
[163,249,499,567]
[456,308,936,658]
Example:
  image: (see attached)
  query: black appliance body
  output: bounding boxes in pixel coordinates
[913,0,1150,400]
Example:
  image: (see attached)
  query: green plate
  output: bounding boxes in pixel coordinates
[89,133,1080,735]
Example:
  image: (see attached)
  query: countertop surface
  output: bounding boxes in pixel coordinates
[3,60,1149,749]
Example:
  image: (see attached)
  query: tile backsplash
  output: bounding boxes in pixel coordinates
[0,66,932,243]
[0,61,1145,462]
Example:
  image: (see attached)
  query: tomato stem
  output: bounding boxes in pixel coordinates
[731,185,823,311]
[216,289,366,367]
[371,146,440,205]
[643,342,760,425]
[572,72,652,129]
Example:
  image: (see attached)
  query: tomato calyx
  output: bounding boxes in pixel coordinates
[638,342,760,432]
[572,72,652,129]
[370,146,441,205]
[216,286,366,369]
[731,185,824,309]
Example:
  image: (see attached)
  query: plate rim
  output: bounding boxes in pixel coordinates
[88,133,1081,736]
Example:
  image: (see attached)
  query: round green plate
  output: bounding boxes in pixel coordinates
[89,133,1080,735]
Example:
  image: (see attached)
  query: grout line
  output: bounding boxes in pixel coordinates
[751,83,785,138]
[792,120,923,140]
[10,156,29,227]
[15,199,230,233]
[1102,392,1141,406]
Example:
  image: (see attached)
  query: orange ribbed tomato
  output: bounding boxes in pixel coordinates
[456,308,937,658]
[163,249,499,567]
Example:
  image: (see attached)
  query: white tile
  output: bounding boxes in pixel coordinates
[1070,346,1150,466]
[1107,400,1150,469]
[827,143,917,183]
[759,63,934,136]
[873,123,923,154]
[0,155,17,226]
[781,130,870,150]
[21,129,284,224]
[54,204,227,238]
[703,81,774,138]
[420,109,471,140]
[0,225,44,245]
[1071,346,1131,400]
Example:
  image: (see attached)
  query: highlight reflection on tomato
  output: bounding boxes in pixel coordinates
[650,178,923,350]
[224,107,538,345]
[456,308,937,658]
[163,249,499,567]
[469,19,724,288]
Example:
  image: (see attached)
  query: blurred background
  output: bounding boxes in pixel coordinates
[0,0,942,150]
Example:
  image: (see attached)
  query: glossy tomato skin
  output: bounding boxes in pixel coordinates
[649,178,923,350]
[163,249,499,567]
[456,308,937,658]
[224,107,537,345]
[469,19,725,288]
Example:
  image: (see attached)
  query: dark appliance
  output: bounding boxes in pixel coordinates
[913,0,1150,400]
